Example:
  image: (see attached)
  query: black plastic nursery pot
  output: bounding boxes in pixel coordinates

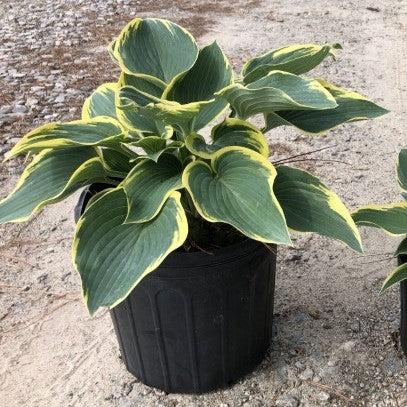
[75,185,277,394]
[398,253,407,355]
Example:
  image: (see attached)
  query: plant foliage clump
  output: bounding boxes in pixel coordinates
[0,18,388,313]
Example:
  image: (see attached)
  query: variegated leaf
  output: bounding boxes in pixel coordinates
[164,41,233,102]
[126,137,183,162]
[82,82,118,120]
[217,71,337,119]
[7,118,125,158]
[381,263,407,292]
[185,118,268,159]
[243,43,341,84]
[182,146,291,244]
[0,148,109,223]
[122,153,183,223]
[264,80,389,133]
[352,203,407,235]
[274,165,362,252]
[164,41,233,130]
[72,188,188,314]
[118,72,166,98]
[109,17,198,83]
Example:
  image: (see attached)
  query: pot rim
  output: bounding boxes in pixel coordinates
[161,238,274,269]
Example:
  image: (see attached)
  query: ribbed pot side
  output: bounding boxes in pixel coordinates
[110,239,276,393]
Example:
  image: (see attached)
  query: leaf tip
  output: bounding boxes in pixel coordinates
[84,293,99,316]
[379,283,388,295]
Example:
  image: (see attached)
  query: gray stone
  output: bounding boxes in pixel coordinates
[11,71,26,78]
[287,252,302,261]
[54,94,65,103]
[316,391,331,402]
[31,85,45,92]
[294,361,305,370]
[340,340,356,352]
[13,104,28,114]
[26,97,39,107]
[275,394,300,407]
[0,145,9,155]
[299,367,314,381]
[0,105,12,114]
[7,137,20,144]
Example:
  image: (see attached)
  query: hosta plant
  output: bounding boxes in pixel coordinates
[0,18,388,313]
[353,149,407,290]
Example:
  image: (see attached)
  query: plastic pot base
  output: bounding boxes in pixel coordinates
[110,239,276,394]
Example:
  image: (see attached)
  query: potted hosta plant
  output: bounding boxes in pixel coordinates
[353,149,407,355]
[0,17,388,393]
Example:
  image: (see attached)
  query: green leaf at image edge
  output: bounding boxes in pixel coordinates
[398,148,407,192]
[6,117,126,158]
[352,202,407,236]
[396,236,407,256]
[381,262,407,292]
[0,148,109,223]
[72,188,188,314]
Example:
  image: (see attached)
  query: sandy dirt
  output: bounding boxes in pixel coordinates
[0,0,406,406]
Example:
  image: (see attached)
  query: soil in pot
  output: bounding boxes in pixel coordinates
[75,185,278,394]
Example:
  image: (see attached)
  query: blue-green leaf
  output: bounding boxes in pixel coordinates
[122,154,183,223]
[82,83,118,120]
[243,43,341,84]
[183,146,291,244]
[217,71,337,119]
[73,188,188,314]
[0,148,109,223]
[185,118,268,159]
[7,118,125,158]
[110,18,198,83]
[264,80,389,134]
[274,165,363,252]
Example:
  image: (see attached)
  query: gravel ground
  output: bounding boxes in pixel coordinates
[0,0,406,406]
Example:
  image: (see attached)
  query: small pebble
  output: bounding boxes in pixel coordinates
[275,394,300,407]
[316,391,331,402]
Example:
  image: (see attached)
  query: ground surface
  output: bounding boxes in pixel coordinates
[0,0,406,406]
